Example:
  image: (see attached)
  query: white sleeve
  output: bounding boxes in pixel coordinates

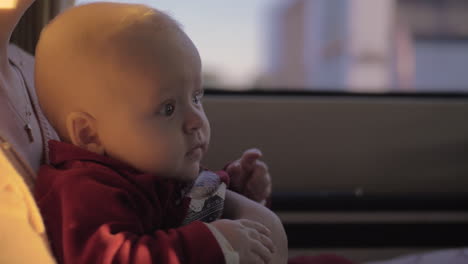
[204,223,239,264]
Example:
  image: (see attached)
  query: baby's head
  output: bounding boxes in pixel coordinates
[35,2,210,181]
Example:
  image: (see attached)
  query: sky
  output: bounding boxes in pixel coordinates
[75,0,277,88]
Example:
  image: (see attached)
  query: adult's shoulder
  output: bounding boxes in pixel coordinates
[8,44,34,73]
[0,136,57,264]
[8,44,60,166]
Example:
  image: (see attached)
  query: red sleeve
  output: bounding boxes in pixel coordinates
[35,165,225,264]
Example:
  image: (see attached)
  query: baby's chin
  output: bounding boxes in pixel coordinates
[139,161,201,182]
[178,166,202,183]
[158,165,200,183]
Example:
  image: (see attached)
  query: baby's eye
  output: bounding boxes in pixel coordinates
[193,92,203,105]
[159,103,175,116]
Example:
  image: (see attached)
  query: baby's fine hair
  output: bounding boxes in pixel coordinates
[109,4,184,40]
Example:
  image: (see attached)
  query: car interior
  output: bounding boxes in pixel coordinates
[1,0,467,263]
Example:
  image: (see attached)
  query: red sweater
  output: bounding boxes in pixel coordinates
[35,140,225,264]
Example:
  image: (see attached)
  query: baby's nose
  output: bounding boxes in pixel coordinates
[183,108,204,133]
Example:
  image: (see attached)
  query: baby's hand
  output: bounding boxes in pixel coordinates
[226,149,272,204]
[211,219,275,264]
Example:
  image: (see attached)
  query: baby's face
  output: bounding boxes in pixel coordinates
[96,30,210,182]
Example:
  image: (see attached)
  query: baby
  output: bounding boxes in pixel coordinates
[34,2,287,264]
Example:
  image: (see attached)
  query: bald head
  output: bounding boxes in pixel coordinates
[35,2,198,140]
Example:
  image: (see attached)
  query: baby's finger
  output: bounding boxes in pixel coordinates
[246,161,271,199]
[247,226,275,253]
[250,239,273,264]
[250,161,269,185]
[240,219,272,237]
[254,160,268,173]
[240,149,262,170]
[226,161,246,192]
[226,161,242,177]
[258,232,276,254]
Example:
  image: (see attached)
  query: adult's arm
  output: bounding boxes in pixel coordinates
[0,142,56,264]
[223,189,288,264]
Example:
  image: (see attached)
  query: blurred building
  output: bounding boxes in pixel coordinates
[264,0,468,92]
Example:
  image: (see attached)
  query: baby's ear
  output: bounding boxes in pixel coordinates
[65,112,104,155]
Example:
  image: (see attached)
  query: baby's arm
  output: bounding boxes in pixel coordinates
[35,167,225,264]
[184,170,275,263]
[223,189,288,264]
[210,218,275,264]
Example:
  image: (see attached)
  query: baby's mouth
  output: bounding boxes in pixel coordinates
[186,143,205,161]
